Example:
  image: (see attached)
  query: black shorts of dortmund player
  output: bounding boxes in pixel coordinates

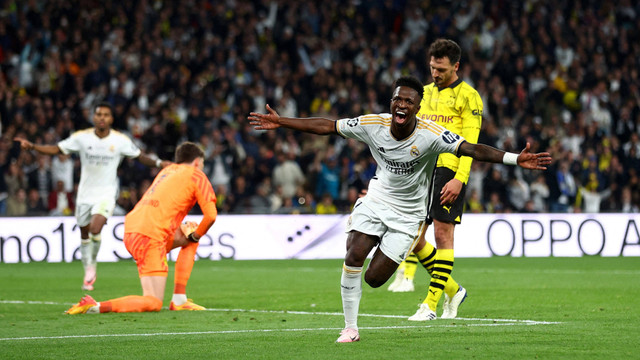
[426,167,467,225]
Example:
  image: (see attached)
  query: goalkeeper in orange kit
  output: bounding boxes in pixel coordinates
[66,142,218,314]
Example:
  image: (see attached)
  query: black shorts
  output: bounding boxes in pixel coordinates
[426,167,467,225]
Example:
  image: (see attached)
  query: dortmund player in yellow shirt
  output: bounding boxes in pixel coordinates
[405,39,482,321]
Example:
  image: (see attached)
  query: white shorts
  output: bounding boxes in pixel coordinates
[75,199,116,227]
[346,196,425,264]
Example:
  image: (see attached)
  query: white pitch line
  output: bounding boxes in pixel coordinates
[203,308,559,324]
[0,322,560,342]
[0,299,561,342]
[204,307,407,318]
[0,300,558,324]
[0,300,71,305]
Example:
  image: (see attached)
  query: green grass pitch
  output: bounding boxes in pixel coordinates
[1,256,639,359]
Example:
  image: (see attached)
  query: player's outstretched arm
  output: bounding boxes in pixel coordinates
[13,137,61,155]
[458,141,551,170]
[248,104,337,135]
[137,153,172,169]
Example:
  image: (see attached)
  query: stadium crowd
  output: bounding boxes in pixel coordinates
[1,0,639,216]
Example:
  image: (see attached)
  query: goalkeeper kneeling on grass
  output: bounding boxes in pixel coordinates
[66,142,218,314]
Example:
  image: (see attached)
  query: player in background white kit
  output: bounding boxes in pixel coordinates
[249,76,551,343]
[14,102,171,291]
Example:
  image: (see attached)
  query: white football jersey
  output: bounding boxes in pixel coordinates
[336,114,465,220]
[58,128,141,205]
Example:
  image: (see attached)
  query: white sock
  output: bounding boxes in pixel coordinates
[172,294,187,305]
[340,263,362,330]
[90,233,102,263]
[80,239,92,269]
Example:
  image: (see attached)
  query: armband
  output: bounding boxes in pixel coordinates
[155,159,162,168]
[187,232,200,243]
[502,152,519,166]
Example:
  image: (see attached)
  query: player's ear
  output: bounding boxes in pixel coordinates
[193,157,204,170]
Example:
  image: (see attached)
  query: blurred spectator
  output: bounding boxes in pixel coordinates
[51,153,74,193]
[228,175,251,213]
[465,188,484,213]
[26,188,48,215]
[506,173,530,211]
[214,184,231,214]
[522,200,537,213]
[114,188,138,215]
[292,188,316,214]
[269,185,284,213]
[4,161,27,204]
[620,186,639,213]
[248,179,272,214]
[204,132,234,192]
[314,153,341,201]
[550,160,577,213]
[27,154,52,203]
[6,188,27,216]
[575,181,612,213]
[48,180,74,216]
[482,166,507,205]
[278,89,299,118]
[466,161,487,203]
[272,150,305,201]
[580,148,605,191]
[485,192,505,214]
[336,186,360,213]
[529,174,550,212]
[316,192,337,215]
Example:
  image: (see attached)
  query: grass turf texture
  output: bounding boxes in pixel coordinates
[1,257,639,359]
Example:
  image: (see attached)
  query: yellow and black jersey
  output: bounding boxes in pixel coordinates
[417,78,483,184]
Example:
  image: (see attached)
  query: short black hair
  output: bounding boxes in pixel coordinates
[428,38,461,65]
[394,75,424,99]
[95,102,114,116]
[175,141,205,164]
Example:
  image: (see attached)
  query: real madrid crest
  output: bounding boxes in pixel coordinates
[410,145,420,157]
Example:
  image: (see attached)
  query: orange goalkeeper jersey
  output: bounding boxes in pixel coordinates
[125,163,217,242]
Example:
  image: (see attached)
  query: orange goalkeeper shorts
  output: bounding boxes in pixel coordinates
[124,232,169,277]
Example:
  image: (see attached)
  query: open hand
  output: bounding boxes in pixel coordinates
[248,104,281,130]
[518,142,552,170]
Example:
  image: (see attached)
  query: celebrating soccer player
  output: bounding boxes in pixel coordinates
[14,102,170,291]
[248,76,551,342]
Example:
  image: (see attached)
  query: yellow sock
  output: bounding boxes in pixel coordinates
[403,254,418,280]
[414,241,437,270]
[415,244,460,298]
[424,249,454,311]
[397,260,406,273]
[443,275,460,298]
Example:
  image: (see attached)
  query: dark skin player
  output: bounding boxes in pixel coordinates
[249,85,551,287]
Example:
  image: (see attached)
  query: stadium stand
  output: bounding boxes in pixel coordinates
[1,0,639,215]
